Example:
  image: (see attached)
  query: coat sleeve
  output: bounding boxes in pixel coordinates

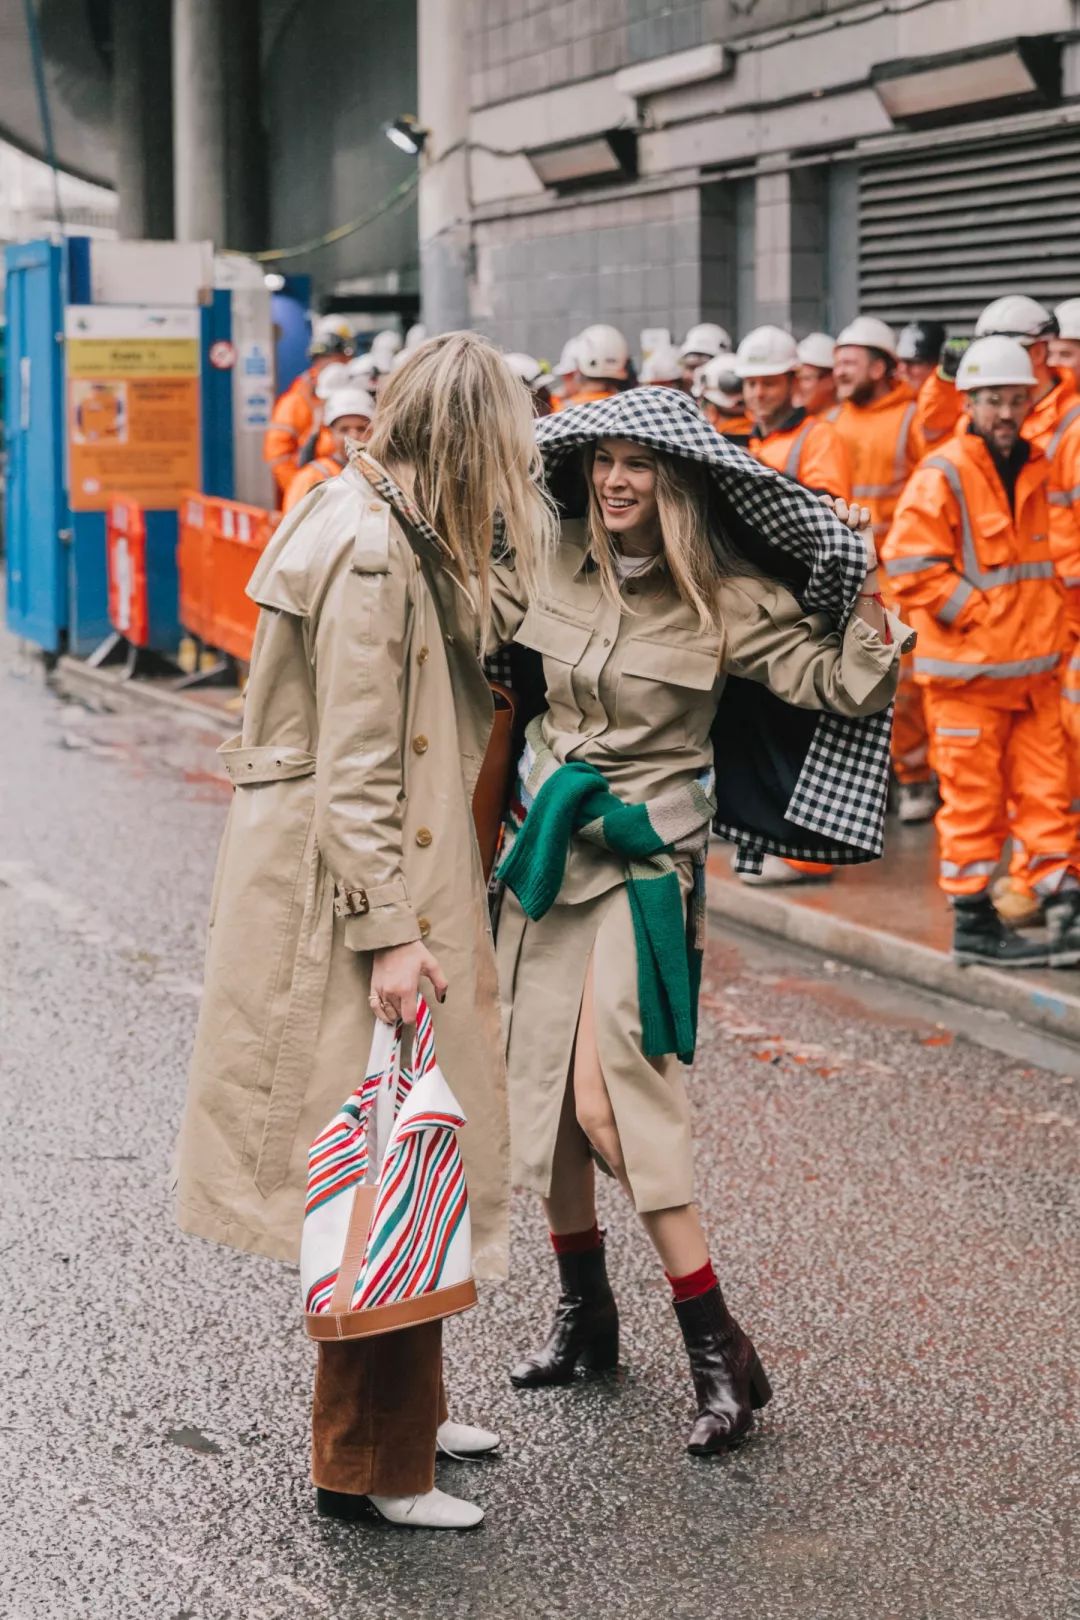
[719,576,909,718]
[1049,425,1080,635]
[312,535,422,953]
[800,420,852,502]
[881,464,987,630]
[914,371,963,447]
[489,560,530,647]
[263,384,307,495]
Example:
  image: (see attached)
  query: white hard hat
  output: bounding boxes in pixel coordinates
[314,361,351,401]
[956,336,1035,392]
[1054,300,1080,341]
[679,322,732,362]
[796,332,836,370]
[735,325,799,378]
[576,324,631,381]
[324,386,377,426]
[694,353,743,410]
[975,294,1056,343]
[345,353,382,383]
[554,337,582,378]
[639,343,684,384]
[835,316,898,359]
[310,315,354,357]
[404,323,427,348]
[503,351,545,387]
[370,328,403,359]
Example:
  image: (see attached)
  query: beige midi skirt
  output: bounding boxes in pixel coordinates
[496,867,696,1214]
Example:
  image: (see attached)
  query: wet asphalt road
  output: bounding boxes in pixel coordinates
[2,629,1079,1620]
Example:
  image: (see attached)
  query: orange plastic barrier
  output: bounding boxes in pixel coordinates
[177,492,279,662]
[106,496,150,648]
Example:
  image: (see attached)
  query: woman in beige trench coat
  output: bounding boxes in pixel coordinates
[489,388,911,1458]
[174,333,556,1530]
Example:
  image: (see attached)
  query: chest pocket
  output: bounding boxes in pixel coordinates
[514,604,593,717]
[615,634,721,745]
[973,510,1015,570]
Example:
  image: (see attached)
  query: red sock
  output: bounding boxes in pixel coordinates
[550,1223,602,1256]
[666,1260,718,1303]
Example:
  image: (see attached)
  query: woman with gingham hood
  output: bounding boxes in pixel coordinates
[490,383,912,1456]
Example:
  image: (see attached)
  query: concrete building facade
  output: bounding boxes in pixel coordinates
[418,0,1080,356]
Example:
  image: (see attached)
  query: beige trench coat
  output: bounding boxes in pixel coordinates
[174,464,509,1278]
[492,524,906,1210]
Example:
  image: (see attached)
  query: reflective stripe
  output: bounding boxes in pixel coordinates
[1046,402,1080,461]
[935,726,980,737]
[825,405,841,423]
[1064,576,1080,588]
[895,401,918,486]
[936,578,975,624]
[884,554,952,576]
[916,653,1061,680]
[783,420,814,479]
[923,455,1055,590]
[940,858,996,879]
[853,479,905,499]
[1064,688,1080,703]
[1048,483,1080,507]
[1029,851,1070,869]
[1068,654,1080,672]
[268,423,300,441]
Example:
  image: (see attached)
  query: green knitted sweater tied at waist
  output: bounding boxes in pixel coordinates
[497,717,716,1062]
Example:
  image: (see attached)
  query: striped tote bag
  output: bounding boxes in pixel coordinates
[300,997,476,1340]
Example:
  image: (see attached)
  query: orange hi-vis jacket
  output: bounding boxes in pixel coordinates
[282,454,345,513]
[264,369,319,495]
[1046,403,1080,735]
[882,430,1064,703]
[1023,376,1080,454]
[829,382,924,543]
[748,408,852,501]
[914,370,963,448]
[552,384,620,412]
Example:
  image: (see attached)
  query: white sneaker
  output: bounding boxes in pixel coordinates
[436,1419,500,1459]
[368,1487,484,1529]
[738,854,832,887]
[897,781,939,824]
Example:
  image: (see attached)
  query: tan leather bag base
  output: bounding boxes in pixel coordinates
[472,681,517,882]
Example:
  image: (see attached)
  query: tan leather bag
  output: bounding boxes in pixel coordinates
[472,682,517,881]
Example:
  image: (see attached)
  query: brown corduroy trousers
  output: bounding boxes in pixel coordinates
[311,1320,449,1497]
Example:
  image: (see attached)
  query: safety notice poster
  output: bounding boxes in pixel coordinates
[65,306,201,511]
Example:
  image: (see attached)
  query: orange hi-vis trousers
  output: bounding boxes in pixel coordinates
[926,682,1080,898]
[892,661,932,785]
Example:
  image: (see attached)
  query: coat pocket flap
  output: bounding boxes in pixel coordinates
[218,735,317,785]
[620,636,720,690]
[513,606,592,664]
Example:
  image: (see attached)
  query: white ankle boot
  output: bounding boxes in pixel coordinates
[436,1419,500,1459]
[368,1487,484,1529]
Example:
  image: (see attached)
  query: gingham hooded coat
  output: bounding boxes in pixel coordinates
[532,388,898,871]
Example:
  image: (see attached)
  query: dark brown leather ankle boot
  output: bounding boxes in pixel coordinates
[673,1285,771,1454]
[510,1239,619,1388]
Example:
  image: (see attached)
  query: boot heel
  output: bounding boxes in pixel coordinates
[577,1329,619,1372]
[748,1355,772,1410]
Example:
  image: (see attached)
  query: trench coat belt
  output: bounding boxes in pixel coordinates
[217,737,318,784]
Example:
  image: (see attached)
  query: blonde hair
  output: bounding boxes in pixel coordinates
[364,331,558,637]
[583,441,744,632]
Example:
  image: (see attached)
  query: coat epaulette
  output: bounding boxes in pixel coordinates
[350,482,393,576]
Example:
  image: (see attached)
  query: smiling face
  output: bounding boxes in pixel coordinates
[591,438,661,553]
[743,371,795,431]
[966,386,1032,455]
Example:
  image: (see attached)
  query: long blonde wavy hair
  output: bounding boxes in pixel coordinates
[583,440,746,633]
[364,331,558,637]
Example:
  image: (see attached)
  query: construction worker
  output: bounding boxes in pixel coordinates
[896,321,946,396]
[282,387,375,513]
[793,332,837,416]
[504,352,556,415]
[883,336,1080,968]
[693,354,753,447]
[638,342,685,389]
[733,324,853,886]
[558,324,633,409]
[263,315,354,501]
[678,322,732,392]
[1046,299,1080,807]
[977,295,1077,454]
[833,315,934,822]
[549,336,582,408]
[736,326,852,500]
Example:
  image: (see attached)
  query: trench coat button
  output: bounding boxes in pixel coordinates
[415,828,433,847]
[412,734,429,754]
[418,916,431,938]
[417,645,430,664]
[369,501,384,512]
[603,637,611,646]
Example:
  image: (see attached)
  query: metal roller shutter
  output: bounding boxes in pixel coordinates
[858,122,1080,330]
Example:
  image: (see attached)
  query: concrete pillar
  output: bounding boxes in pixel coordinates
[417,0,471,332]
[172,0,265,250]
[753,162,827,337]
[113,0,174,239]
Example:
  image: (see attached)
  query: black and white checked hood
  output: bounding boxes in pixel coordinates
[536,388,894,869]
[536,388,867,626]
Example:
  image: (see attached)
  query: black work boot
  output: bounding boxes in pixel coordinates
[673,1285,772,1456]
[1044,891,1080,968]
[510,1238,619,1388]
[952,896,1049,968]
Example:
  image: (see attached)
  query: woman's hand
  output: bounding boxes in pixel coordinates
[370,940,448,1026]
[818,495,876,571]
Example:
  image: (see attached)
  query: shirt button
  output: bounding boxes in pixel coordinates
[418,916,431,938]
[412,735,429,754]
[415,827,433,847]
[417,645,430,664]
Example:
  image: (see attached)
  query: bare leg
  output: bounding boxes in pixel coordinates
[574,956,709,1278]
